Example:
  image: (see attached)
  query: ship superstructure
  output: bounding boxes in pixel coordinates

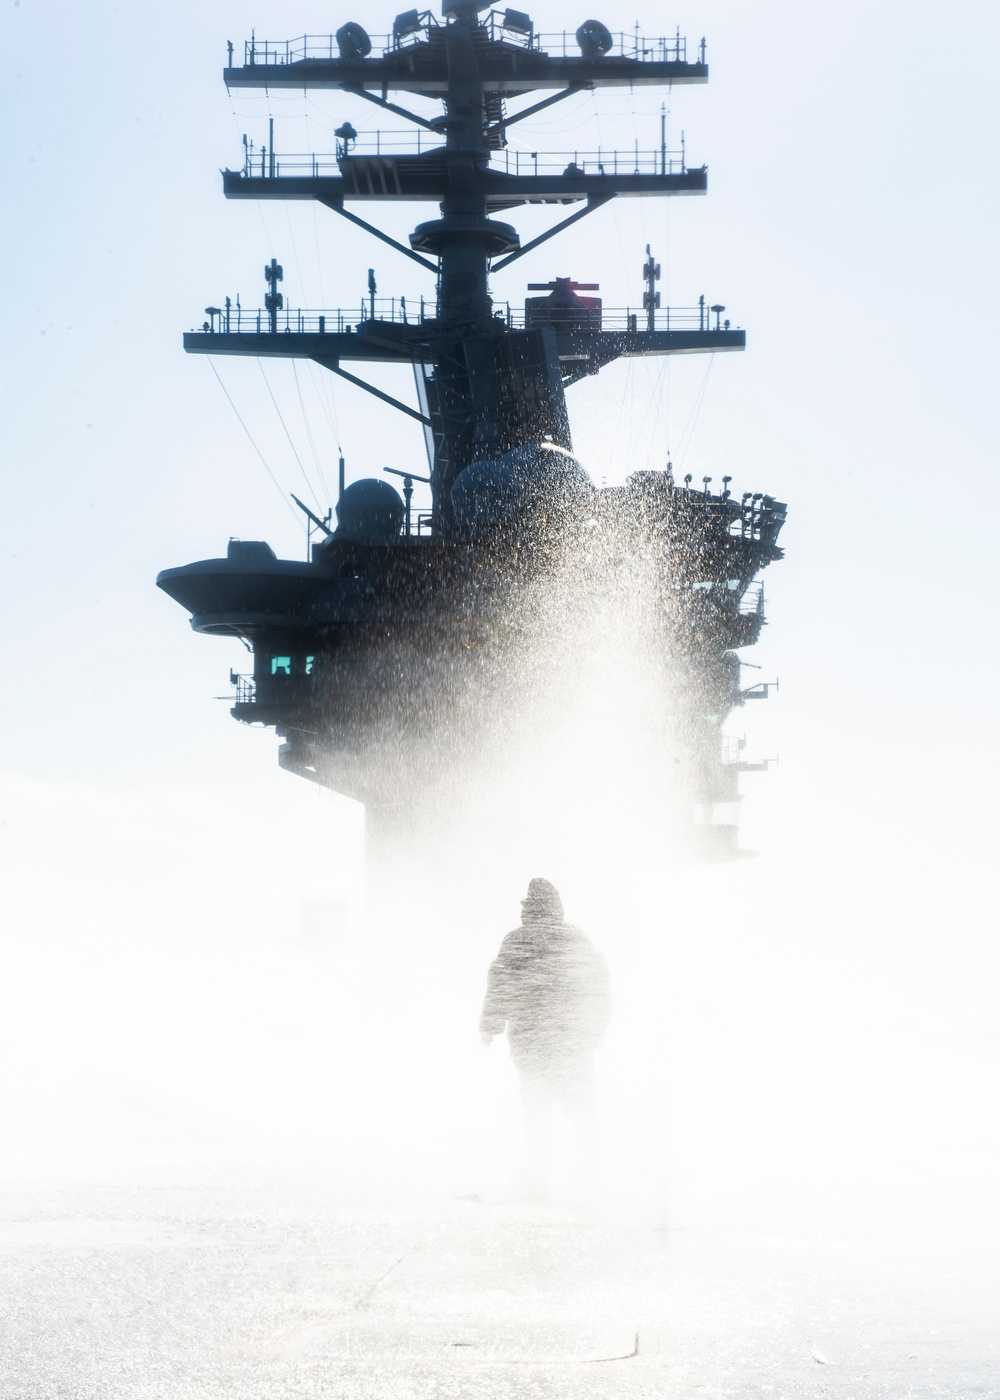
[158,3,786,858]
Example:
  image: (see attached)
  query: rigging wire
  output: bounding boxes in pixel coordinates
[293,91,347,497]
[256,358,323,508]
[206,358,300,524]
[304,94,346,465]
[631,355,669,468]
[306,360,343,450]
[236,89,347,479]
[292,359,332,504]
[277,191,335,499]
[674,354,716,470]
[660,95,673,460]
[607,356,635,485]
[228,90,278,251]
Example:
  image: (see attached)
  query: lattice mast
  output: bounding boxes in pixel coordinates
[185,3,740,530]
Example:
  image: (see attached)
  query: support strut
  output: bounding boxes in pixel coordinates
[321,200,438,273]
[314,359,433,426]
[490,196,613,272]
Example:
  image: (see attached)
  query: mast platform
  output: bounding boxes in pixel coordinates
[226,23,707,94]
[223,165,707,205]
[183,315,745,368]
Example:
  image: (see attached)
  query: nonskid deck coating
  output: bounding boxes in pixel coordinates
[0,1175,995,1398]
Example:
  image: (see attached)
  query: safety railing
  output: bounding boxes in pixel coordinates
[240,32,381,65]
[193,300,737,336]
[235,140,691,180]
[687,579,763,614]
[230,674,256,706]
[491,145,690,178]
[532,29,695,63]
[721,734,747,766]
[236,22,698,67]
[730,494,786,544]
[196,298,433,335]
[738,583,765,616]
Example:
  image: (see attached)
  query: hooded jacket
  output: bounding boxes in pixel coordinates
[479,911,612,1065]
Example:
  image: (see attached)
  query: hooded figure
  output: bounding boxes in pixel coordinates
[480,878,611,1191]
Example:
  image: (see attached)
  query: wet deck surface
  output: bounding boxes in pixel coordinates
[0,1175,995,1398]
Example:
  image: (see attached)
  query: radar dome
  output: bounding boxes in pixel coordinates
[450,442,594,538]
[335,478,405,543]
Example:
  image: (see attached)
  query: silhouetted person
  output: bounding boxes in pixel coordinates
[480,878,611,1194]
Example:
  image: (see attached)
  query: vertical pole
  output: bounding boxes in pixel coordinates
[403,475,413,535]
[643,245,660,332]
[338,455,346,505]
[661,104,666,175]
[264,258,283,334]
[269,117,275,178]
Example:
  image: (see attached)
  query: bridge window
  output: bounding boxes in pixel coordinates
[305,655,314,675]
[271,656,292,676]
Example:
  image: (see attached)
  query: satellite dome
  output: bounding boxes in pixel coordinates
[450,442,594,538]
[335,478,405,543]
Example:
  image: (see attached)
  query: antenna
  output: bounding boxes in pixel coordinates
[264,258,283,334]
[384,466,431,537]
[642,245,661,332]
[383,467,431,484]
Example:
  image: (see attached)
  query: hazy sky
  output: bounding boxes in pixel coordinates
[4,0,997,789]
[1,1,998,1208]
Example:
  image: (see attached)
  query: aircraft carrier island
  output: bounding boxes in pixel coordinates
[157,2,786,858]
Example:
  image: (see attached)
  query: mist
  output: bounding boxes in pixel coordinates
[3,0,999,1392]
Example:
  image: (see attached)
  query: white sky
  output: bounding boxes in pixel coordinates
[1,0,998,1218]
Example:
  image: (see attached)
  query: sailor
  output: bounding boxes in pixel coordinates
[480,878,611,1193]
